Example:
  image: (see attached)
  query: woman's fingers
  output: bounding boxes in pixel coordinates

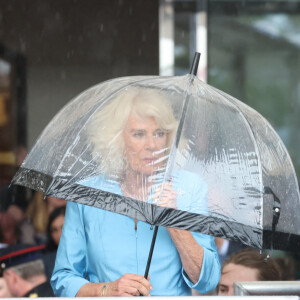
[111,273,152,296]
[129,274,152,295]
[152,182,177,209]
[125,283,150,296]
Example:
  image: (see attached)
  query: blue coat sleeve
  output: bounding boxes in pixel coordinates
[51,201,90,297]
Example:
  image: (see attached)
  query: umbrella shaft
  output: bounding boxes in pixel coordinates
[144,226,159,279]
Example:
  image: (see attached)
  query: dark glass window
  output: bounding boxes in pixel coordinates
[208,1,300,182]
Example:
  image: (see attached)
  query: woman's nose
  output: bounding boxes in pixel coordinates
[145,135,156,149]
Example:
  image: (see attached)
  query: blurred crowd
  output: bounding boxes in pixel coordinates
[0,184,66,297]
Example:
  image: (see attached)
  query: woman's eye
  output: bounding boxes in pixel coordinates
[154,131,166,138]
[133,132,145,138]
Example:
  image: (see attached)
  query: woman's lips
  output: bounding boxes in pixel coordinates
[143,158,156,163]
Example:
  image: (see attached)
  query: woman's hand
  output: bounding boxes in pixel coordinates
[76,274,152,297]
[153,181,177,209]
[107,273,152,296]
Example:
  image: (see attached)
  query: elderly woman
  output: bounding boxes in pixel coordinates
[51,87,220,296]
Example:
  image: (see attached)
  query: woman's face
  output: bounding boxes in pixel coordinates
[50,215,65,246]
[123,113,168,176]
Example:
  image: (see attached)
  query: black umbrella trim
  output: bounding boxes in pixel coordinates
[12,166,53,193]
[263,231,300,251]
[15,167,298,250]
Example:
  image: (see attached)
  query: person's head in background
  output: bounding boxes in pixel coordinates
[0,145,29,224]
[0,212,18,246]
[46,196,66,215]
[218,248,281,296]
[2,259,47,297]
[0,244,51,297]
[14,145,27,167]
[0,184,29,225]
[25,192,66,242]
[46,206,66,252]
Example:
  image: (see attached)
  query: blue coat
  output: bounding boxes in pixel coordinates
[51,171,220,296]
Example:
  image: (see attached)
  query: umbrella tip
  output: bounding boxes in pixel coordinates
[189,52,201,76]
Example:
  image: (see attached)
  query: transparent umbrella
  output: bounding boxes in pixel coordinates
[12,54,300,272]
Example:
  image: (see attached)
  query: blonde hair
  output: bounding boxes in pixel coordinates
[26,192,48,234]
[87,86,178,179]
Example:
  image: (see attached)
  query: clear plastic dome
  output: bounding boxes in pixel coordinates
[13,74,300,250]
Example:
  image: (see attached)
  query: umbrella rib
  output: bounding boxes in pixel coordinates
[67,143,91,174]
[69,150,100,183]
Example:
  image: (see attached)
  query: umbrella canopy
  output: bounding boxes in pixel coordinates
[12,62,300,251]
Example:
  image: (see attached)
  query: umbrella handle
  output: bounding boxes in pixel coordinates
[189,52,201,76]
[144,226,159,279]
[264,187,281,251]
[264,187,281,232]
